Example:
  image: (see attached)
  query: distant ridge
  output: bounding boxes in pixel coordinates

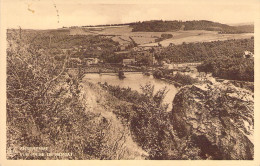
[76,20,253,34]
[129,20,254,34]
[228,22,254,26]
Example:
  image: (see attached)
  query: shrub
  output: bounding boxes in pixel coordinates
[153,70,164,79]
[171,72,200,85]
[197,57,254,82]
[101,83,202,159]
[6,31,111,159]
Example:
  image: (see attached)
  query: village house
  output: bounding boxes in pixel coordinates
[152,56,158,65]
[243,51,254,59]
[122,59,136,66]
[196,72,214,81]
[38,48,45,53]
[114,50,131,56]
[132,47,139,51]
[72,46,79,50]
[84,58,99,65]
[119,44,129,51]
[173,62,202,68]
[68,58,82,68]
[61,48,70,54]
[136,50,151,57]
[184,71,197,78]
[163,63,174,69]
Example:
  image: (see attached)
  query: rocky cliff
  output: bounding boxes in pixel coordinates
[171,82,254,159]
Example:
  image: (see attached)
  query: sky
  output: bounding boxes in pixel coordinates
[2,0,260,29]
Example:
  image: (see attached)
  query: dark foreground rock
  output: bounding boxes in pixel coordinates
[171,82,254,160]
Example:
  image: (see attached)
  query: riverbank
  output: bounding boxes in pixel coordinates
[97,78,254,159]
[153,70,202,88]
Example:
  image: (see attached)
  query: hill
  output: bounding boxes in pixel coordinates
[130,20,254,34]
[155,38,254,63]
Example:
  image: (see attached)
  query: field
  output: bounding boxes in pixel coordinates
[69,25,254,47]
[140,31,254,47]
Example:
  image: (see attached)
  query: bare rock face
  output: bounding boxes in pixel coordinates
[171,82,254,160]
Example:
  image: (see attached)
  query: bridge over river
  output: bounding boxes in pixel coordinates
[67,65,151,74]
[67,64,196,76]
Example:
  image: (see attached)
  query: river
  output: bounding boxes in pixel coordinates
[84,72,178,111]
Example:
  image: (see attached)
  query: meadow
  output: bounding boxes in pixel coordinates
[70,26,253,46]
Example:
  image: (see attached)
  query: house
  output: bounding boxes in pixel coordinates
[173,63,185,68]
[68,58,82,68]
[173,62,202,68]
[243,51,254,59]
[61,49,69,54]
[84,58,99,65]
[115,50,131,55]
[38,48,45,53]
[132,47,139,51]
[122,59,136,66]
[120,45,127,51]
[152,56,158,65]
[196,72,213,81]
[163,63,174,69]
[182,71,197,78]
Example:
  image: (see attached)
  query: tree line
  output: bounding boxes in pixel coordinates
[197,57,254,82]
[131,20,253,33]
[155,38,254,63]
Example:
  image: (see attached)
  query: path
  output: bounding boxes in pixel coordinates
[79,79,148,159]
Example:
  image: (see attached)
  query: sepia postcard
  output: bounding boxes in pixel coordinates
[0,0,260,165]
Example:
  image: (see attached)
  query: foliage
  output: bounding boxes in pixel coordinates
[161,33,173,39]
[155,38,254,63]
[168,72,200,85]
[197,57,254,82]
[153,69,200,86]
[135,53,154,66]
[153,70,164,79]
[7,29,120,62]
[131,20,182,32]
[103,38,254,66]
[6,31,114,159]
[154,37,254,82]
[131,20,253,33]
[155,33,174,42]
[100,83,202,159]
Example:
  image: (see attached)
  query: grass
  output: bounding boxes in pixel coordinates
[140,32,253,47]
[74,26,253,46]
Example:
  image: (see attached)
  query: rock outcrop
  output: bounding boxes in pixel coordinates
[171,82,254,160]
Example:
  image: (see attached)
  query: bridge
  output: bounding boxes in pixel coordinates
[67,65,153,74]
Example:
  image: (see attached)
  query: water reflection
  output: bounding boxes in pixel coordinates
[84,73,178,111]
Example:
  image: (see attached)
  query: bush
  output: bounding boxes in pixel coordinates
[101,83,202,159]
[197,57,254,82]
[171,72,200,85]
[153,70,164,79]
[6,31,112,159]
[161,34,173,39]
[153,69,199,86]
[155,38,254,63]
